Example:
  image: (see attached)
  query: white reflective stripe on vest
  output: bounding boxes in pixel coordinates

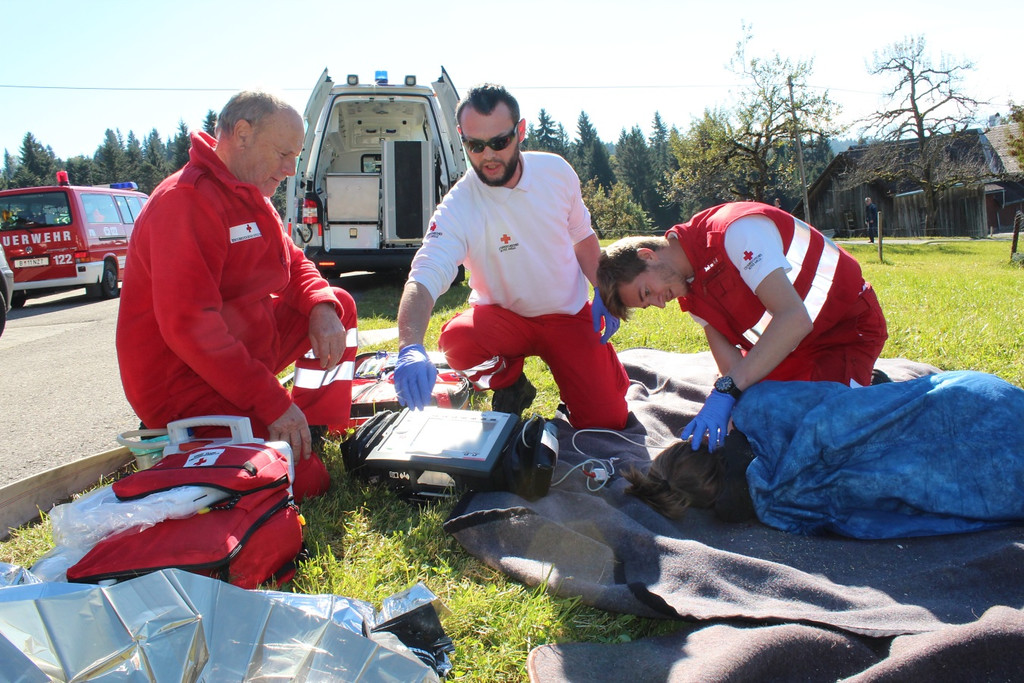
[292,326,359,389]
[293,360,355,389]
[740,218,840,345]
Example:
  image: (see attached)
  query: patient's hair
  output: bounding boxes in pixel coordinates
[623,440,722,519]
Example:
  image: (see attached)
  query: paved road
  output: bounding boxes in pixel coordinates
[0,290,135,486]
[0,275,400,489]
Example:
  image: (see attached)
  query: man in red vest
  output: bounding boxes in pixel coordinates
[597,201,887,452]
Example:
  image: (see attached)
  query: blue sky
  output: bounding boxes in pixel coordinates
[1,0,1017,162]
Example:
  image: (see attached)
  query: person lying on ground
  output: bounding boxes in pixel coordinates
[624,370,1024,539]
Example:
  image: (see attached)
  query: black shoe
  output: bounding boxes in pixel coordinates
[309,425,328,456]
[491,374,537,418]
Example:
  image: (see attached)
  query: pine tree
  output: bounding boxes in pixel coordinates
[649,112,681,227]
[65,156,95,186]
[13,133,58,187]
[615,126,658,220]
[203,110,218,136]
[649,112,672,180]
[139,129,171,194]
[94,129,127,184]
[2,150,16,189]
[526,109,567,156]
[124,131,144,184]
[590,141,616,193]
[572,112,615,191]
[169,120,192,172]
[570,113,593,179]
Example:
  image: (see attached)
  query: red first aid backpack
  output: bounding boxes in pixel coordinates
[66,442,303,589]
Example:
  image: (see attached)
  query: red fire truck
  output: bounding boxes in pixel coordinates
[0,172,148,307]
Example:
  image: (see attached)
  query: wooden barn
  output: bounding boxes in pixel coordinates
[982,122,1024,232]
[800,125,1023,238]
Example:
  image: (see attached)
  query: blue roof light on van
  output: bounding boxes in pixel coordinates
[109,182,139,190]
[375,71,388,85]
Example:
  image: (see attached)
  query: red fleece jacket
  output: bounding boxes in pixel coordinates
[116,132,343,428]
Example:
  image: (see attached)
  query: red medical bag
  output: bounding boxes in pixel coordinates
[67,442,303,589]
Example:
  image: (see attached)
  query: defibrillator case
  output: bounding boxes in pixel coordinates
[344,407,557,501]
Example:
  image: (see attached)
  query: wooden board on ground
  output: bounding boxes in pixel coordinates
[1,447,135,539]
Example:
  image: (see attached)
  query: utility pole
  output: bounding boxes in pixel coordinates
[787,75,810,221]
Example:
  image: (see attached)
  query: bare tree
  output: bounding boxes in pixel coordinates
[856,36,987,235]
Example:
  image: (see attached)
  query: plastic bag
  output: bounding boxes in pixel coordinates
[32,484,230,582]
[50,484,229,550]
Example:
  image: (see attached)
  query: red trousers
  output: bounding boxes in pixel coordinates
[162,287,358,502]
[439,303,629,430]
[164,287,359,434]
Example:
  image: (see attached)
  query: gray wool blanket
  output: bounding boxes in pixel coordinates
[442,348,1024,682]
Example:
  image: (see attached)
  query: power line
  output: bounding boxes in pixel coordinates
[0,84,267,92]
[0,82,879,95]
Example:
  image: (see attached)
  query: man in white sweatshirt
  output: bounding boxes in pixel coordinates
[393,83,629,430]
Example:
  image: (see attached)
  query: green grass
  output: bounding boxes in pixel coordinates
[2,237,1022,680]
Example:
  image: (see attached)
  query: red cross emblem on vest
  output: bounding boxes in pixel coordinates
[744,250,753,261]
[501,234,512,244]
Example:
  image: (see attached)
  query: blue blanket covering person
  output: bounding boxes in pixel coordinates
[734,370,1024,538]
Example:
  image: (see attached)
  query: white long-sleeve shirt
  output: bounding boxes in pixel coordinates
[408,151,595,318]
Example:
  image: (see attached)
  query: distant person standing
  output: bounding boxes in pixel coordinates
[865,197,878,243]
[773,197,783,211]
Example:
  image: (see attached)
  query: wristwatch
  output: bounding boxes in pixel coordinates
[714,375,742,400]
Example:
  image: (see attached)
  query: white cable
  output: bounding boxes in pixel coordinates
[551,428,679,491]
[550,457,619,491]
[570,427,676,454]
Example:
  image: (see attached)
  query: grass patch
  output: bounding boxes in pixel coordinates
[2,237,1021,680]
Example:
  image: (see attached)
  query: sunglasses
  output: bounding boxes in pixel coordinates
[461,124,519,154]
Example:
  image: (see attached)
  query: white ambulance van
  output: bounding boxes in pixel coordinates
[0,172,148,307]
[286,68,467,278]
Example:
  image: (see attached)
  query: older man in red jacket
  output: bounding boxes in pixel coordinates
[116,91,357,499]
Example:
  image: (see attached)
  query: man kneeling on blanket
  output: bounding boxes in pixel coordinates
[597,201,887,453]
[625,371,1024,540]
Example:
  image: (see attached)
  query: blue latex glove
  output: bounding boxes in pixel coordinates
[680,389,736,452]
[591,289,620,344]
[393,344,438,411]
